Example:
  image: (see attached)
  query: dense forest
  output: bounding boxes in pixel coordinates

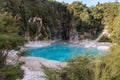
[0,0,119,41]
[0,0,120,80]
[0,0,107,41]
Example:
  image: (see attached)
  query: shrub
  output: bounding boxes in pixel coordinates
[43,51,120,80]
[43,55,95,80]
[0,65,24,80]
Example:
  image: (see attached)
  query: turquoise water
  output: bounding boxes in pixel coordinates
[28,44,105,61]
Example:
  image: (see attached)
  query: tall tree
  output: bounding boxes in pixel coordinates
[0,12,26,66]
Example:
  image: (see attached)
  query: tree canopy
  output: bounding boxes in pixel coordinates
[0,12,26,66]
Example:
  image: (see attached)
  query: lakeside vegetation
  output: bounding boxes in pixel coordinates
[43,47,120,80]
[0,0,120,80]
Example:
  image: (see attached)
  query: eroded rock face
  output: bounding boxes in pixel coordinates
[69,28,79,43]
[25,17,43,41]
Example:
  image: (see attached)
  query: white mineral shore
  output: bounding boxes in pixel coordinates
[24,41,112,50]
[20,57,66,80]
[85,42,112,50]
[7,51,66,80]
[23,41,55,48]
[70,40,112,50]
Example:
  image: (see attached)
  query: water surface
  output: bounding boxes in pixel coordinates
[28,44,105,61]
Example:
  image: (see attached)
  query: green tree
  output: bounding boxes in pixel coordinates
[0,12,26,66]
[109,7,120,44]
[43,52,120,80]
